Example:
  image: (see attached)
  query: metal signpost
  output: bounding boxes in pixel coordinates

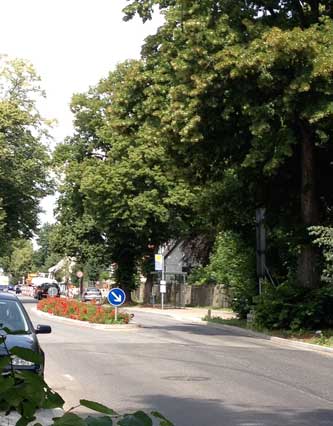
[76,271,84,298]
[107,288,126,321]
[160,279,166,310]
[256,207,266,295]
[155,253,166,310]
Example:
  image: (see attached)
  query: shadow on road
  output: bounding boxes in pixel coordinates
[142,322,269,340]
[133,394,333,426]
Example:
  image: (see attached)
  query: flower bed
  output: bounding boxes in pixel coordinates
[37,297,131,324]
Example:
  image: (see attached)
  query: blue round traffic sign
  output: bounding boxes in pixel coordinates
[107,288,126,307]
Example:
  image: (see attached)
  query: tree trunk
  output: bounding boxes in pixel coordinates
[297,121,320,288]
[143,273,154,304]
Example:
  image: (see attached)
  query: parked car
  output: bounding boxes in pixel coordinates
[82,287,102,303]
[0,285,8,292]
[0,292,51,376]
[33,283,60,300]
[8,284,15,292]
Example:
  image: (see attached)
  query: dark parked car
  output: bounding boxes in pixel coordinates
[0,292,51,376]
[82,287,102,303]
[33,282,60,300]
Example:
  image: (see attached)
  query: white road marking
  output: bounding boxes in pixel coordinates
[63,374,75,381]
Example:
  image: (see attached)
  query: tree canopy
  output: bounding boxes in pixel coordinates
[53,60,196,291]
[52,0,333,297]
[0,56,52,259]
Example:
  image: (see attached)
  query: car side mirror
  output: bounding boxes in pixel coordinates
[35,324,52,334]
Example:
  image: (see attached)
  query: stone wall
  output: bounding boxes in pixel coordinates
[133,282,231,308]
[186,284,231,308]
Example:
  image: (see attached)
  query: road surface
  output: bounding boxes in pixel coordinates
[22,297,333,426]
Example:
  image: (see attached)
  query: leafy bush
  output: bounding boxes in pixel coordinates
[37,298,131,324]
[187,266,216,285]
[254,281,333,330]
[310,226,333,285]
[188,231,257,318]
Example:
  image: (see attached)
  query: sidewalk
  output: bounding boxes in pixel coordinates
[124,305,236,323]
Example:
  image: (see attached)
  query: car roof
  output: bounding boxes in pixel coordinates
[0,292,19,301]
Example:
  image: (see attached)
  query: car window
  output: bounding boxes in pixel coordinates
[0,300,29,333]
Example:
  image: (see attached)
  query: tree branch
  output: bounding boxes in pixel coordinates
[308,0,319,21]
[292,0,306,28]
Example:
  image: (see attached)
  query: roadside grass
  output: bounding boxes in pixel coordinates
[204,316,333,347]
[187,305,234,312]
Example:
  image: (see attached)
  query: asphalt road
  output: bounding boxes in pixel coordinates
[22,297,333,426]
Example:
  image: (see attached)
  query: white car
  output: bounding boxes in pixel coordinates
[82,287,102,302]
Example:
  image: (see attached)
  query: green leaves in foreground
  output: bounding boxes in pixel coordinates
[118,411,152,426]
[10,346,43,364]
[80,400,117,416]
[47,400,173,426]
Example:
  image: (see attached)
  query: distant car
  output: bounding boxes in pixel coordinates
[0,292,51,376]
[82,287,102,303]
[0,285,8,292]
[8,284,15,292]
[33,283,60,300]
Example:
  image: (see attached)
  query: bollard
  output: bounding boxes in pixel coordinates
[207,309,211,320]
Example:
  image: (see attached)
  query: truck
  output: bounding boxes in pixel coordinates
[0,274,9,291]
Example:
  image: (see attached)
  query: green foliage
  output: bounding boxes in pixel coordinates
[32,223,63,273]
[53,0,333,300]
[54,60,195,293]
[0,338,64,426]
[254,281,333,330]
[0,55,53,255]
[188,231,257,318]
[310,226,333,284]
[122,0,333,290]
[6,240,34,283]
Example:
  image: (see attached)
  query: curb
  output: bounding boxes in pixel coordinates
[124,307,333,356]
[33,307,141,330]
[203,321,333,355]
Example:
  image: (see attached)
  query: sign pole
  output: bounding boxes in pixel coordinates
[161,254,165,310]
[76,271,84,299]
[115,306,118,321]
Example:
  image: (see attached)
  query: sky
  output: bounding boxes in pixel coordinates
[0,0,162,224]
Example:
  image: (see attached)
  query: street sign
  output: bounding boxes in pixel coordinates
[160,279,166,294]
[154,254,163,271]
[47,287,58,297]
[107,288,126,307]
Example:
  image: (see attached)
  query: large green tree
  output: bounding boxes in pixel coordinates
[32,223,63,272]
[54,60,195,295]
[122,0,333,289]
[8,239,34,283]
[0,55,53,256]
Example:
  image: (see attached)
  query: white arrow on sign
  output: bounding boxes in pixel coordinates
[111,291,122,302]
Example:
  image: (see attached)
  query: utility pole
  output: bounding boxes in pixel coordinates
[256,207,266,294]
